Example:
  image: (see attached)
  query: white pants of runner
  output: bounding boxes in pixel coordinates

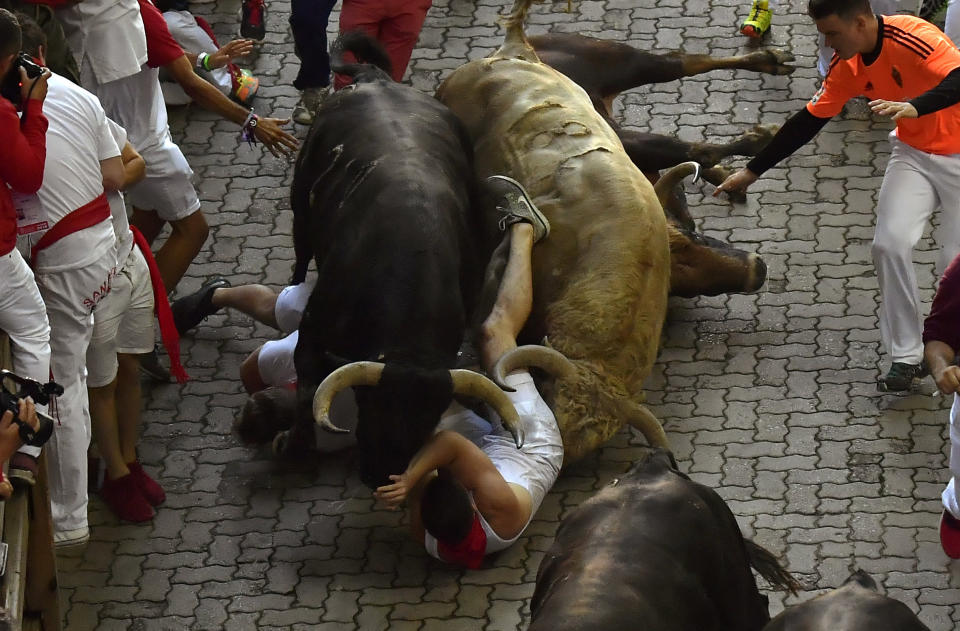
[36,252,116,534]
[817,0,900,77]
[873,136,960,365]
[942,394,960,518]
[946,0,960,47]
[0,249,50,459]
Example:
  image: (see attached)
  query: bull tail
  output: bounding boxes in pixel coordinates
[495,0,543,62]
[744,539,800,596]
[330,30,393,82]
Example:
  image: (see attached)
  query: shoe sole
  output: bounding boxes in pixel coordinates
[876,377,924,393]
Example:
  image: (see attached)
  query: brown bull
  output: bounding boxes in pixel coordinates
[438,0,672,459]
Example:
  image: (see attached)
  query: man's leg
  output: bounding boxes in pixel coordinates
[873,142,939,390]
[334,0,385,90]
[0,249,50,473]
[136,209,209,292]
[378,0,432,82]
[290,0,338,124]
[480,223,535,372]
[930,153,960,279]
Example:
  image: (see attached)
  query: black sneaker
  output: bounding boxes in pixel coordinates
[240,0,266,42]
[139,345,171,382]
[877,361,928,393]
[171,276,230,335]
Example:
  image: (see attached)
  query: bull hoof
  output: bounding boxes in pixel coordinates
[746,48,796,76]
[735,123,780,156]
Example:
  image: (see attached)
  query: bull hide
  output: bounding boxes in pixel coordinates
[282,32,485,487]
[530,449,797,631]
[762,571,931,631]
[437,0,671,460]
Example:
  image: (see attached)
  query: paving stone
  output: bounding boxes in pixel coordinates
[57,1,957,629]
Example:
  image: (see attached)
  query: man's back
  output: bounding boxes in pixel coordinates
[20,73,116,271]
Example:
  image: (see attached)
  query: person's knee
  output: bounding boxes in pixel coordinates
[871,229,911,263]
[170,210,209,246]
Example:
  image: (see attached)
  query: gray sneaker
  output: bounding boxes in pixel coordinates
[487,175,550,243]
[293,86,330,126]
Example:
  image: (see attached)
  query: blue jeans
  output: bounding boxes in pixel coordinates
[290,0,339,90]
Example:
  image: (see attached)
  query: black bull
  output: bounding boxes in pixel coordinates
[281,60,488,488]
[531,449,798,631]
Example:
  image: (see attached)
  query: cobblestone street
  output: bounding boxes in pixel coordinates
[57,0,960,628]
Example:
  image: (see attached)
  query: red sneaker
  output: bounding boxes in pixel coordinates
[128,461,166,506]
[100,473,155,523]
[940,511,960,559]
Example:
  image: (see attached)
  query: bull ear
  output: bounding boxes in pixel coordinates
[845,570,878,591]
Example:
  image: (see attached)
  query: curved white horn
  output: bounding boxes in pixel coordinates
[652,161,702,207]
[312,361,385,433]
[492,344,576,390]
[450,369,525,448]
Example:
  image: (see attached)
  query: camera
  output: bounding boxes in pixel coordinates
[0,370,60,448]
[1,52,43,107]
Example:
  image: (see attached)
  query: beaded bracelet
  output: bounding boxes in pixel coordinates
[239,108,259,145]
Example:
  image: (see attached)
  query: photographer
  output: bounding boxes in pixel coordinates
[15,13,120,552]
[0,8,52,486]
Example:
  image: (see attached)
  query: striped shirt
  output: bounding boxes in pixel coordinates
[808,15,960,155]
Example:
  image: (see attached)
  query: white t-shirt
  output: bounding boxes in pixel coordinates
[18,74,118,272]
[95,65,173,162]
[57,0,148,86]
[105,118,134,264]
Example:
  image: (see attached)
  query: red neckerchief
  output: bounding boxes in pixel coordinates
[437,513,486,569]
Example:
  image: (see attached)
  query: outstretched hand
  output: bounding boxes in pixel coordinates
[374,473,411,510]
[868,99,918,121]
[211,39,255,68]
[253,117,299,157]
[712,167,758,199]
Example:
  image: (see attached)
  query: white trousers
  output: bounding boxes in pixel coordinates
[873,137,960,364]
[943,394,960,518]
[36,252,116,533]
[945,0,960,47]
[0,249,50,459]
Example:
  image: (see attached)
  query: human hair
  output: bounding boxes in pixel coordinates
[420,472,474,544]
[808,0,872,21]
[0,9,21,59]
[234,387,297,445]
[14,13,44,58]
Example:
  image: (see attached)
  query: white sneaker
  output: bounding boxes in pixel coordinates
[54,525,90,555]
[293,86,330,126]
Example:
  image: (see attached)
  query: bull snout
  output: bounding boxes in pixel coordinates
[743,253,767,293]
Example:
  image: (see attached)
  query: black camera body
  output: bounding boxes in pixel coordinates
[0,370,61,447]
[1,52,43,107]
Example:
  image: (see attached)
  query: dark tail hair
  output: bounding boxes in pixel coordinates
[745,539,801,595]
[330,30,393,83]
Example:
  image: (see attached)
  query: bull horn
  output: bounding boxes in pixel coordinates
[491,345,576,391]
[653,161,702,208]
[450,369,525,449]
[312,361,385,433]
